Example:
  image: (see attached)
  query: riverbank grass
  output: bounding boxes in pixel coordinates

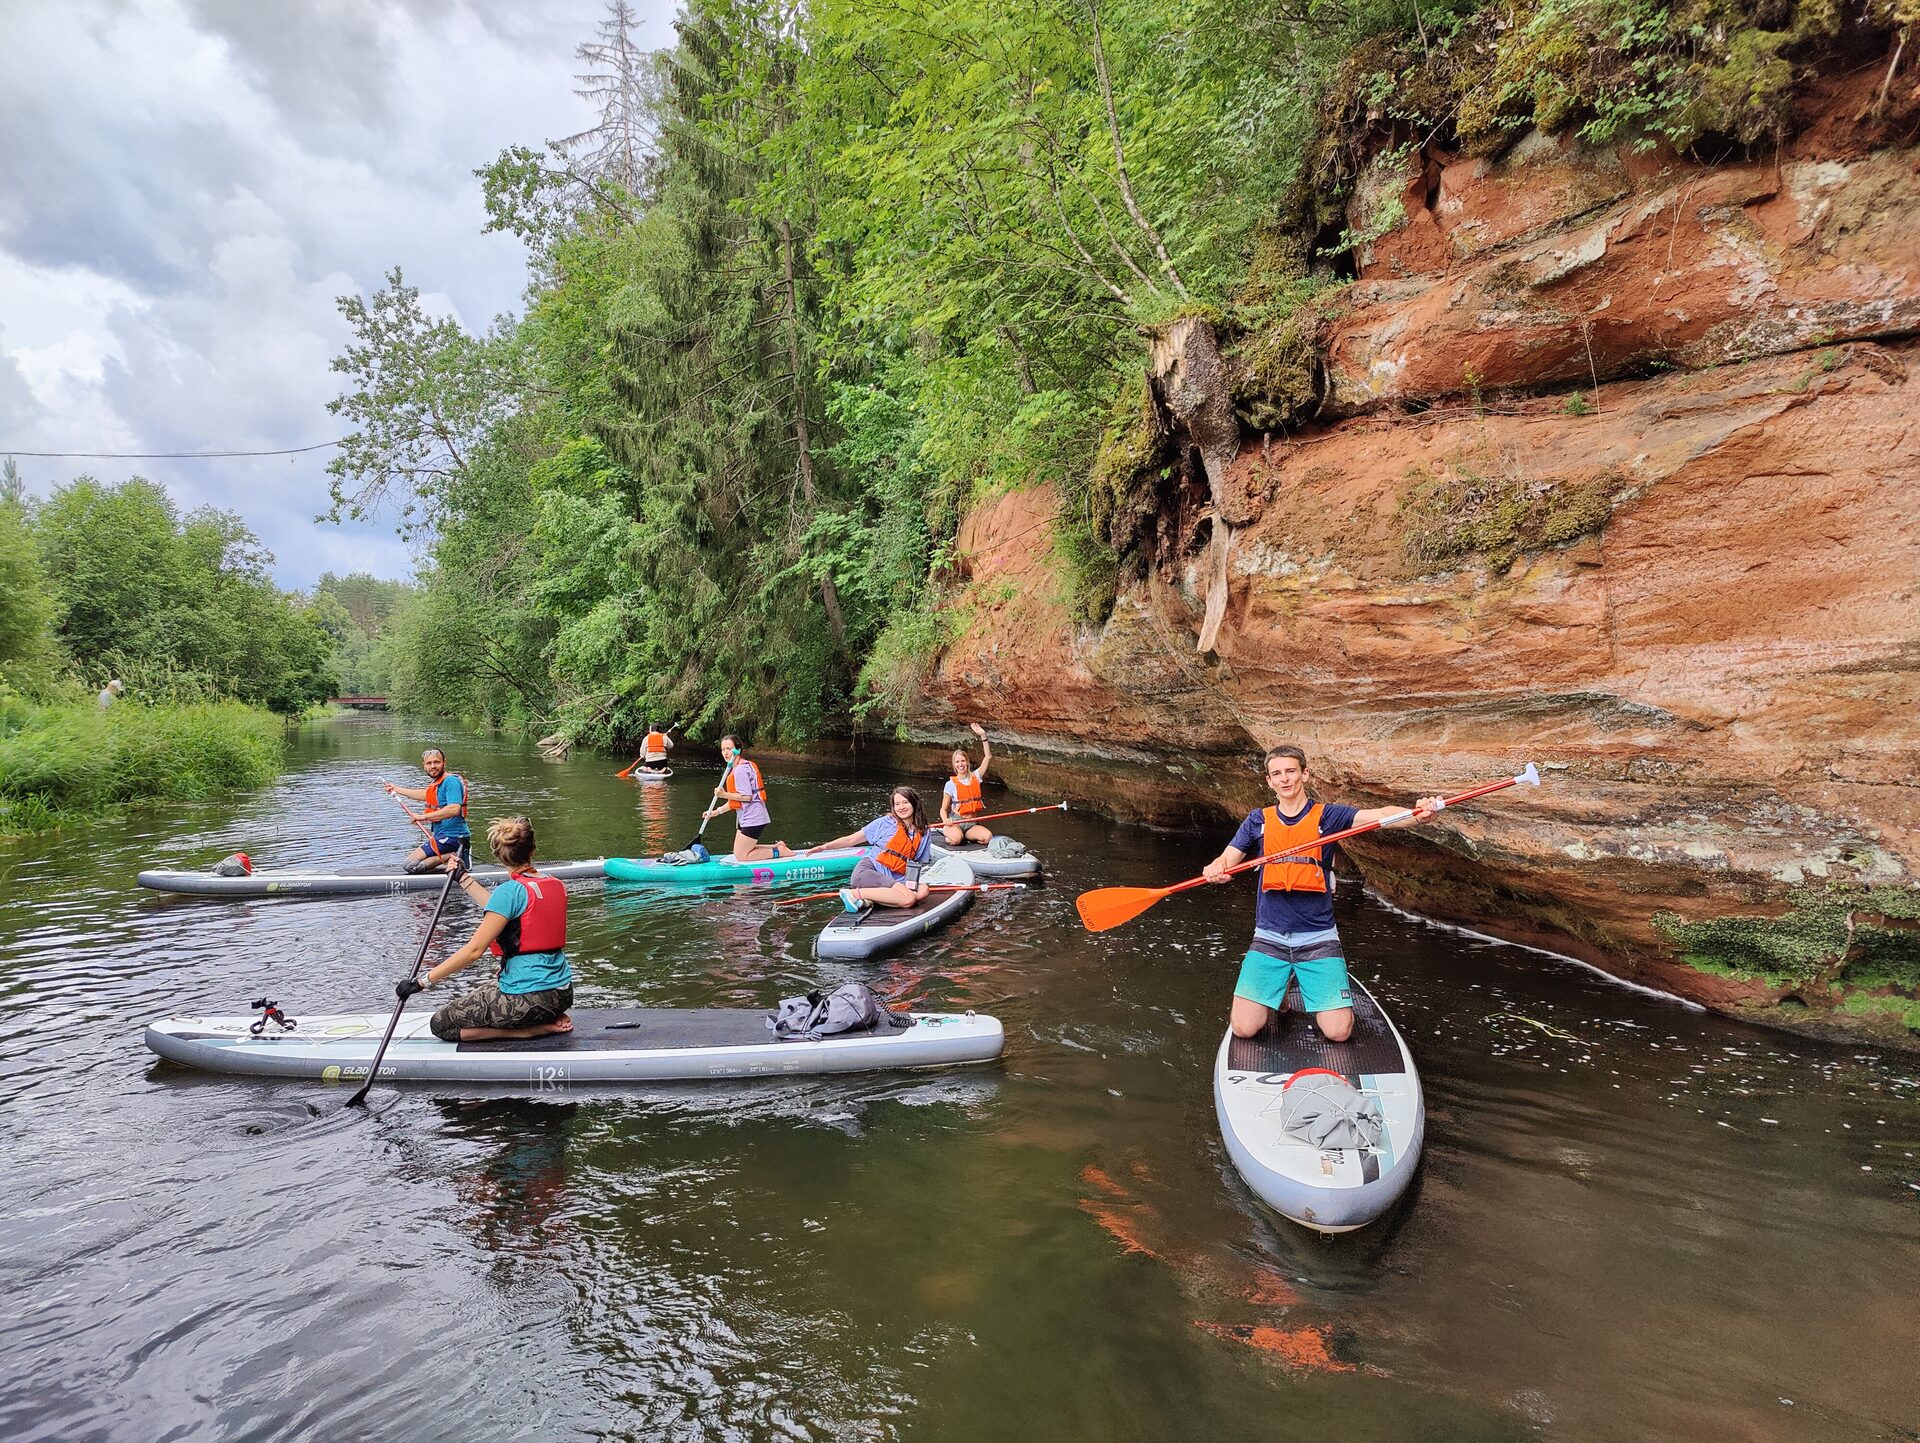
[0,692,285,836]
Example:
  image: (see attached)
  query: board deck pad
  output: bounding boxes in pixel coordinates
[1224,983,1406,1077]
[458,1007,847,1053]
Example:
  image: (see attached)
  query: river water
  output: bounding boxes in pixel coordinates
[1,717,1914,1442]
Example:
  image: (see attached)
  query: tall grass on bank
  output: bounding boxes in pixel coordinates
[0,689,285,836]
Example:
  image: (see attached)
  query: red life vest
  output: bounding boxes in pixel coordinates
[874,820,927,877]
[643,731,668,760]
[489,872,568,959]
[424,773,468,818]
[726,758,764,812]
[951,771,984,818]
[1259,803,1330,893]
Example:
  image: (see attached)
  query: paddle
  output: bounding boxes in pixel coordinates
[346,868,459,1108]
[1074,764,1542,933]
[379,780,436,846]
[778,881,1029,907]
[944,801,1069,827]
[616,722,678,778]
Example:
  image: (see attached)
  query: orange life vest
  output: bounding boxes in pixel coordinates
[643,730,668,760]
[488,872,568,959]
[1259,803,1330,893]
[951,771,984,818]
[424,773,468,818]
[874,820,927,877]
[726,758,764,812]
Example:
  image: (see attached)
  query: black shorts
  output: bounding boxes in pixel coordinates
[739,821,767,840]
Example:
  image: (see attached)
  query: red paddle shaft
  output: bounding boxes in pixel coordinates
[946,801,1068,826]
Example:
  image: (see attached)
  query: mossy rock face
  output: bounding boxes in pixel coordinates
[1654,884,1920,1034]
[1395,454,1627,576]
[1226,309,1324,433]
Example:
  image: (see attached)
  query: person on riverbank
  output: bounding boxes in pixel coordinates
[704,735,788,862]
[639,722,673,774]
[1203,745,1443,1042]
[938,723,995,845]
[398,816,573,1043]
[96,678,123,709]
[808,786,934,912]
[384,748,472,873]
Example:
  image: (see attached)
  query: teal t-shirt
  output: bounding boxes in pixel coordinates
[430,773,471,844]
[486,877,571,994]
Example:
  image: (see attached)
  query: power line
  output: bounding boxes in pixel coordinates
[2,439,345,460]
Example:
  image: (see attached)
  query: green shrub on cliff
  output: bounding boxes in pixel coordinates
[1654,885,1920,1012]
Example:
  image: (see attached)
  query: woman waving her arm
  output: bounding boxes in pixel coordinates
[939,723,993,846]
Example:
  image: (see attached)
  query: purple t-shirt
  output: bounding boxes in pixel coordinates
[860,815,932,867]
[725,757,770,827]
[1227,800,1359,935]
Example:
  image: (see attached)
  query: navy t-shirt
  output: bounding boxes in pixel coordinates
[1227,801,1359,935]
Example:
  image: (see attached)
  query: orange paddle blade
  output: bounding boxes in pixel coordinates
[1074,884,1175,933]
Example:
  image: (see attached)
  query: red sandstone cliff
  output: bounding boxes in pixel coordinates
[920,93,1920,1045]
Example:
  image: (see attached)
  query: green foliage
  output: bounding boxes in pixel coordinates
[1562,391,1595,416]
[0,688,284,836]
[0,499,51,672]
[30,477,335,713]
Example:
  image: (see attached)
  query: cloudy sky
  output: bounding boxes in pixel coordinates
[0,0,674,587]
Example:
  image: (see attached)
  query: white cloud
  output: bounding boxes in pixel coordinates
[0,0,676,586]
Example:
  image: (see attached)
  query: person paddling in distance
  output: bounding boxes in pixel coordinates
[938,723,994,846]
[639,721,673,774]
[808,786,934,912]
[396,816,574,1042]
[1203,745,1443,1043]
[704,735,790,862]
[384,747,472,873]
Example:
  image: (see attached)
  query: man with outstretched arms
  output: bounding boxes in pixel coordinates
[703,734,789,862]
[1204,745,1442,1042]
[383,747,473,873]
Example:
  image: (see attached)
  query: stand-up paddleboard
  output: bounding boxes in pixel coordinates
[145,1006,1003,1084]
[816,856,975,960]
[928,835,1041,878]
[137,858,610,899]
[605,847,862,888]
[1213,977,1423,1233]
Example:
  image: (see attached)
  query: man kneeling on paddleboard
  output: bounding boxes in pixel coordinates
[1204,746,1442,1043]
[396,816,573,1043]
[384,748,473,873]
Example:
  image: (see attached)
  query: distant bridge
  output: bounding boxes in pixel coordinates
[331,695,390,710]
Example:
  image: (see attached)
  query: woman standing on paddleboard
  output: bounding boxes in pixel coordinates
[395,816,573,1043]
[807,786,935,912]
[1203,746,1442,1042]
[704,735,790,862]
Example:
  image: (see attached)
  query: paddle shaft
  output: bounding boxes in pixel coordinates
[779,881,1027,907]
[943,801,1069,827]
[381,782,436,843]
[346,869,459,1108]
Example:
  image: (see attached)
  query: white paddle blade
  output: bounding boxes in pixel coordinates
[1516,762,1541,787]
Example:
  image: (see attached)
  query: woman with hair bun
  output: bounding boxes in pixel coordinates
[393,816,574,1042]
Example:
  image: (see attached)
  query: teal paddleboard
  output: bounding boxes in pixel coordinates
[604,847,863,887]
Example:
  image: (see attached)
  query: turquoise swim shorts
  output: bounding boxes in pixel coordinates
[1233,928,1352,1013]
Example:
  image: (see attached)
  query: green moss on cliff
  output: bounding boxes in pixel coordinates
[1653,885,1920,1020]
[1398,456,1626,574]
